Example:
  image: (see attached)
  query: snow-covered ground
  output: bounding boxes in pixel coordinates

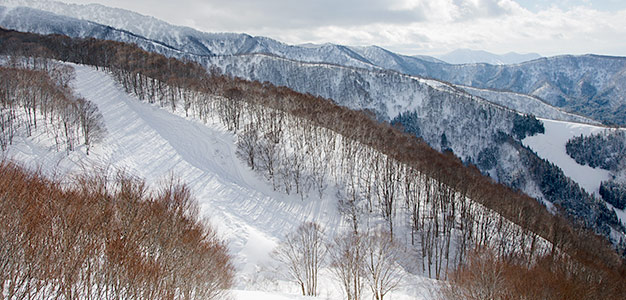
[4,64,439,299]
[522,119,626,226]
[461,86,595,124]
[523,119,611,196]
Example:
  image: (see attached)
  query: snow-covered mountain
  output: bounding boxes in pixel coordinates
[459,85,596,123]
[437,49,542,65]
[0,3,597,128]
[425,55,626,125]
[3,0,624,125]
[1,0,623,244]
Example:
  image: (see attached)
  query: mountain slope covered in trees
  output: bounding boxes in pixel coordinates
[565,129,626,212]
[1,2,624,251]
[3,0,626,125]
[2,0,625,125]
[1,28,625,299]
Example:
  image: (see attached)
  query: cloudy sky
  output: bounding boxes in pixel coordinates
[63,0,626,57]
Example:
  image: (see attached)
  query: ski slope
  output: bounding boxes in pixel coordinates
[4,64,438,299]
[522,119,611,196]
[522,119,626,227]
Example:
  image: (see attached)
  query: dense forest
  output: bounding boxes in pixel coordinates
[600,181,626,210]
[391,101,622,243]
[1,27,625,299]
[566,130,626,210]
[566,130,626,171]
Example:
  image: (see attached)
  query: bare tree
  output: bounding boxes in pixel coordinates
[257,132,281,189]
[375,156,401,238]
[362,230,405,300]
[222,87,244,132]
[76,97,106,155]
[329,232,365,300]
[236,124,259,170]
[443,248,507,300]
[274,221,326,296]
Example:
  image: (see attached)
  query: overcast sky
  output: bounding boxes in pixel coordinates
[62,0,626,57]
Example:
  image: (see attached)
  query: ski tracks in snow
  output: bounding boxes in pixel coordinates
[68,64,342,283]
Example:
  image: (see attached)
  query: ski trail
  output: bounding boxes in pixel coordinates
[523,118,611,195]
[67,64,343,282]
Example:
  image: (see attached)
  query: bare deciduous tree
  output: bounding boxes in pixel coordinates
[76,97,106,155]
[0,160,234,300]
[329,232,365,300]
[363,230,405,300]
[443,248,507,300]
[274,221,326,296]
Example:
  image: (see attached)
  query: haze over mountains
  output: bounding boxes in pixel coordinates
[437,48,542,65]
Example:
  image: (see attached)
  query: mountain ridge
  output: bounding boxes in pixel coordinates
[1,1,624,248]
[3,0,626,127]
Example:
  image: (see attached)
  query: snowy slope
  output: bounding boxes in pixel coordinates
[522,119,611,196]
[3,1,623,245]
[4,63,438,299]
[460,85,595,124]
[523,119,626,226]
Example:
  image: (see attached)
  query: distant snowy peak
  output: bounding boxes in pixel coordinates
[438,49,542,65]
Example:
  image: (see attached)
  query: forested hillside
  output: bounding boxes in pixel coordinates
[567,130,626,172]
[1,28,625,299]
[0,58,105,153]
[566,130,626,210]
[2,4,623,248]
[206,48,624,243]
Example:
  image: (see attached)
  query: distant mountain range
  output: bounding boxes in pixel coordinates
[2,0,625,125]
[0,0,624,244]
[437,48,542,65]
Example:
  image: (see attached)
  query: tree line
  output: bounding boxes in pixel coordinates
[274,222,405,300]
[276,220,624,300]
[1,27,624,298]
[566,130,626,172]
[0,57,105,153]
[565,129,626,226]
